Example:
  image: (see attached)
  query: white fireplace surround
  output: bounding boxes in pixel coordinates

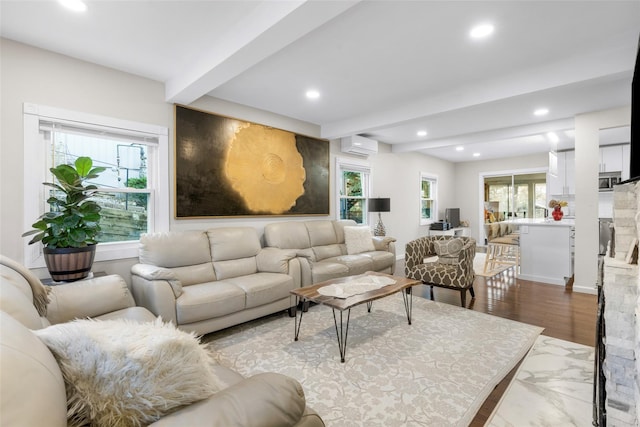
[603,180,640,426]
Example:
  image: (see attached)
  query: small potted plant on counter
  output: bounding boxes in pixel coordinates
[548,199,568,221]
[22,156,106,281]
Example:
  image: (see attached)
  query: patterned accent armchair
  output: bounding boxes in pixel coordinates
[405,236,476,307]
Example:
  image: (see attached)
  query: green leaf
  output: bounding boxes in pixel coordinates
[70,229,87,243]
[75,157,93,177]
[28,233,44,245]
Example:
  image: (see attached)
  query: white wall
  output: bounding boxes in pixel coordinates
[369,148,457,261]
[453,153,549,242]
[0,38,457,283]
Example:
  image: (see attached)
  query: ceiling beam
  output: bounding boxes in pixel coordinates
[392,118,575,153]
[165,0,360,105]
[320,39,636,140]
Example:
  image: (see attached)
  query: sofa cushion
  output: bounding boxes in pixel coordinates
[213,257,258,280]
[33,318,223,427]
[344,226,375,255]
[226,273,294,309]
[434,238,463,265]
[170,263,216,287]
[0,271,46,330]
[332,219,358,244]
[140,231,211,268]
[359,250,395,271]
[207,227,261,262]
[264,221,311,250]
[176,282,246,324]
[310,262,350,283]
[312,244,342,261]
[0,312,67,427]
[305,221,337,246]
[327,255,373,276]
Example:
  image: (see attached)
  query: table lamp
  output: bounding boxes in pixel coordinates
[368,198,391,236]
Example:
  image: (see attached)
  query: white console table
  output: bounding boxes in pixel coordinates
[428,227,469,237]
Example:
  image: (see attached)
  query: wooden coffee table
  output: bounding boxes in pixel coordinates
[290,271,421,362]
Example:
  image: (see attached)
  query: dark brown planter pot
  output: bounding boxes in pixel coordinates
[43,245,97,282]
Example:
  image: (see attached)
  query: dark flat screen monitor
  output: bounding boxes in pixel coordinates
[445,208,460,228]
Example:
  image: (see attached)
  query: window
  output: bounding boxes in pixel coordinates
[420,173,437,225]
[484,172,546,222]
[336,157,371,224]
[23,103,169,267]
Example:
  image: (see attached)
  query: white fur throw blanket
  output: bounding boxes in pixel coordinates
[34,318,224,427]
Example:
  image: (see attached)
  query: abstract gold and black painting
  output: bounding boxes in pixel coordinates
[175,105,329,218]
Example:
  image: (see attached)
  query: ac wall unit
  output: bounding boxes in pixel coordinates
[340,135,379,157]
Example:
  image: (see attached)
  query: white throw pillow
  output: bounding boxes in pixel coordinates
[34,318,224,427]
[344,226,376,255]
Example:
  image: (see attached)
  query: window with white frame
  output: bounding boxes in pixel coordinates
[23,103,169,267]
[336,157,371,224]
[420,173,437,225]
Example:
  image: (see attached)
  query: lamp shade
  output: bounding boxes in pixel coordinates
[368,198,390,213]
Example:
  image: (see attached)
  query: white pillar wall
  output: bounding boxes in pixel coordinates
[574,106,631,292]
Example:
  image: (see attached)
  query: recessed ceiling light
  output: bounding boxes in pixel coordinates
[417,130,427,137]
[58,0,87,12]
[470,23,494,39]
[305,89,320,100]
[546,132,559,143]
[473,152,481,157]
[455,146,464,151]
[534,108,549,116]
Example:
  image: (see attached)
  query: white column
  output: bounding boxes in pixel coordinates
[573,107,630,293]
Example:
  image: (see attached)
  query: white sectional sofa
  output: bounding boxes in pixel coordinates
[263,219,397,286]
[131,227,301,336]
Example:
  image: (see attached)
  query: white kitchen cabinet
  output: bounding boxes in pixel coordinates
[622,144,630,181]
[548,150,575,196]
[600,145,623,172]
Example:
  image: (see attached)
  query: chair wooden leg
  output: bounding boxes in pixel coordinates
[430,285,435,301]
[469,286,475,298]
[460,289,466,307]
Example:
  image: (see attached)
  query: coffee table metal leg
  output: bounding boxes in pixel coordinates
[294,297,305,341]
[332,308,351,363]
[402,287,413,325]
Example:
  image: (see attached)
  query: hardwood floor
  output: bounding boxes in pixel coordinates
[401,262,598,426]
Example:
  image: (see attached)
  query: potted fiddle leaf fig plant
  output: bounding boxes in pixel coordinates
[23,156,106,281]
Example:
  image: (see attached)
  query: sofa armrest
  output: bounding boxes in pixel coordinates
[46,274,135,325]
[130,274,179,325]
[256,248,297,274]
[404,237,431,274]
[372,236,396,252]
[149,372,308,427]
[131,264,182,297]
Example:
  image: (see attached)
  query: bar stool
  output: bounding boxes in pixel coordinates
[483,223,520,275]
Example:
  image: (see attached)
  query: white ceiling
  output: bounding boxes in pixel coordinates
[1,0,638,162]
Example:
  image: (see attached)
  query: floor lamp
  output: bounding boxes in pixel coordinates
[368,198,391,236]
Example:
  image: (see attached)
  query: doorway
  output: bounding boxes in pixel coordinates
[481,171,547,243]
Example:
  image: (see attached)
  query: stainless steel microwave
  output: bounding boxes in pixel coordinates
[599,172,621,191]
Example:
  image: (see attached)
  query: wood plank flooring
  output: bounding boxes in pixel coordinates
[403,264,598,426]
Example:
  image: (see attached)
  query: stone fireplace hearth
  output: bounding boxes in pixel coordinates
[600,180,640,426]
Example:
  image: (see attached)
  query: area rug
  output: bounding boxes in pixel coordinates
[204,295,543,427]
[474,252,515,278]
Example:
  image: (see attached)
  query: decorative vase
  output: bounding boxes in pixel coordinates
[552,205,564,221]
[43,244,97,282]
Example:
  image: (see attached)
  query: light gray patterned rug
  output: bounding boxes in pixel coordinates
[204,294,543,427]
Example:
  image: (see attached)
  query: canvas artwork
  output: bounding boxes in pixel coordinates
[175,105,329,218]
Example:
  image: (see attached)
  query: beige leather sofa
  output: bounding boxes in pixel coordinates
[131,227,300,336]
[0,255,324,427]
[264,219,396,286]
